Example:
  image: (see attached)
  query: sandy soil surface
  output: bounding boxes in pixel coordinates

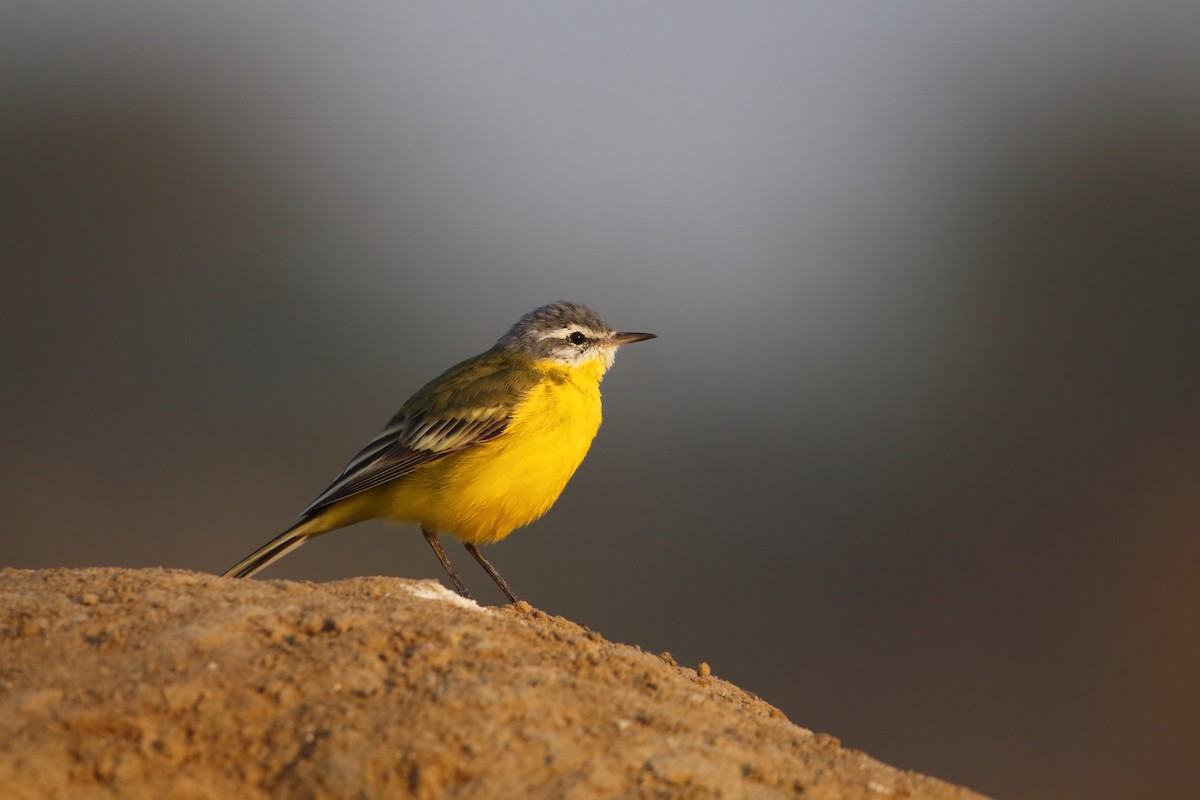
[0,568,988,799]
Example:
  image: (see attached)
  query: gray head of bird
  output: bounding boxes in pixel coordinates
[494,301,656,370]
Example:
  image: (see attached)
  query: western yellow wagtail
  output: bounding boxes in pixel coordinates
[222,301,655,603]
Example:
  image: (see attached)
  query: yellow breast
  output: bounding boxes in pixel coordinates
[388,360,605,544]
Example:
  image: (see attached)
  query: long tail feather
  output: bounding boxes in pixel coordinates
[222,522,312,578]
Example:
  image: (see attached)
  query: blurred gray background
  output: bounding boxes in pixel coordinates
[3,3,1199,798]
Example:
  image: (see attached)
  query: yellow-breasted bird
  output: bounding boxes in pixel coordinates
[222,301,655,603]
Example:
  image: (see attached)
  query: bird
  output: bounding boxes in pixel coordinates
[222,301,655,604]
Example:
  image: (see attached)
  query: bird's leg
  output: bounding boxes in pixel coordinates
[464,543,520,604]
[422,528,474,601]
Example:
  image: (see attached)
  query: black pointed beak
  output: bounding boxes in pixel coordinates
[608,331,657,346]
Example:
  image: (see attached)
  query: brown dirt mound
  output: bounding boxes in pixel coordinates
[0,568,988,799]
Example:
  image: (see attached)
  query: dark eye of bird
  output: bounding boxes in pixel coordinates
[568,331,587,345]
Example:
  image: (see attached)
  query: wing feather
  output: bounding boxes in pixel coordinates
[296,352,542,519]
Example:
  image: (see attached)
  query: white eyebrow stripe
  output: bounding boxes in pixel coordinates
[536,326,606,341]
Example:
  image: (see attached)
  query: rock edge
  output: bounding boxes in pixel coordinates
[0,568,988,799]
